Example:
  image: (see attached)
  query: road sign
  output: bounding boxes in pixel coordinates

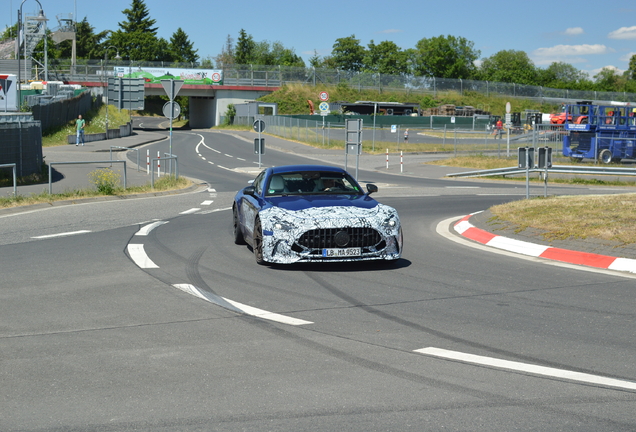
[319,102,329,112]
[506,102,511,114]
[319,91,329,101]
[162,101,181,119]
[253,119,266,133]
[161,79,184,100]
[254,138,265,155]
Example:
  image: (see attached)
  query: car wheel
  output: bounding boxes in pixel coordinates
[253,218,267,265]
[233,205,245,245]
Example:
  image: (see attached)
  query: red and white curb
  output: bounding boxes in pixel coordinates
[454,212,636,274]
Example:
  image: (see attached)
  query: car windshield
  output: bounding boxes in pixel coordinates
[265,171,362,196]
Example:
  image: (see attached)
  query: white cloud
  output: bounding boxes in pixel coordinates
[608,26,636,39]
[534,44,609,57]
[588,65,625,76]
[532,44,610,65]
[563,27,584,36]
[619,52,636,62]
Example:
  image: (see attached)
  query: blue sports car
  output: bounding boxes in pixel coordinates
[232,164,403,265]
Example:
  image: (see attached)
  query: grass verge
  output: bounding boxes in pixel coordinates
[0,175,192,209]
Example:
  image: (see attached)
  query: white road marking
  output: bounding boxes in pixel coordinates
[201,200,214,206]
[224,154,233,158]
[180,208,200,214]
[127,244,159,269]
[208,188,217,193]
[415,347,636,391]
[237,157,246,161]
[173,284,313,326]
[200,156,206,161]
[31,230,91,239]
[446,186,480,189]
[208,161,215,165]
[135,221,168,236]
[198,207,231,215]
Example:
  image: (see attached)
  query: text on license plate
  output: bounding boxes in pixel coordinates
[322,247,361,257]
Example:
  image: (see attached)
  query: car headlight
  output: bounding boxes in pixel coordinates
[383,215,398,228]
[274,221,295,231]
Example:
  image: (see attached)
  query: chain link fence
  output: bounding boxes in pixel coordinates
[35,59,635,104]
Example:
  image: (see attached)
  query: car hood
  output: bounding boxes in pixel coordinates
[267,194,379,212]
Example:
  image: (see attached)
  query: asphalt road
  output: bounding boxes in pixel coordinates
[1,124,635,431]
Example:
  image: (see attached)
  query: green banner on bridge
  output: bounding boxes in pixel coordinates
[114,67,223,85]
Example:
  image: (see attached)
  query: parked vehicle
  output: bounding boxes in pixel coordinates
[562,103,636,163]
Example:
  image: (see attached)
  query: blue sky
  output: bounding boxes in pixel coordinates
[9,0,636,78]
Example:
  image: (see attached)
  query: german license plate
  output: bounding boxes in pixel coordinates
[322,247,361,258]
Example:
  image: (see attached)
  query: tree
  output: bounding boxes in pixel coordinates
[625,54,636,81]
[363,40,409,75]
[537,62,591,89]
[594,67,623,92]
[170,28,198,63]
[106,0,162,61]
[412,35,480,79]
[331,35,365,72]
[215,34,234,68]
[478,50,537,85]
[117,0,157,35]
[235,29,255,65]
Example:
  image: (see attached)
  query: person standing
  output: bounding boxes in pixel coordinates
[76,114,85,146]
[404,128,409,143]
[494,119,503,139]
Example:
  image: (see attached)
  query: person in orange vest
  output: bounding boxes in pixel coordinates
[494,119,503,139]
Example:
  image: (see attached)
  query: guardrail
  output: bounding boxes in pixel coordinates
[48,161,127,194]
[0,163,17,195]
[446,165,636,178]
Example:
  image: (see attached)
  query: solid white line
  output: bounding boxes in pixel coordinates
[415,347,636,391]
[180,208,200,214]
[172,284,313,326]
[201,200,214,206]
[31,230,91,239]
[127,244,159,269]
[446,186,480,189]
[135,221,168,236]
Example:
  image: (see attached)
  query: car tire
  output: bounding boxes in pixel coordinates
[233,205,246,245]
[253,218,267,265]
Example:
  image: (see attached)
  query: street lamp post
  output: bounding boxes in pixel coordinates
[17,0,46,109]
[104,46,120,139]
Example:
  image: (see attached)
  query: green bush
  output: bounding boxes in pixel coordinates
[88,168,121,194]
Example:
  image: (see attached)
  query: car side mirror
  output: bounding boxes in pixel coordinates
[366,184,378,195]
[244,186,256,196]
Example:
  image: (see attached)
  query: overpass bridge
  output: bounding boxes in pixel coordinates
[56,64,283,128]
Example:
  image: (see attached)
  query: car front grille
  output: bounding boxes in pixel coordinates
[297,227,382,249]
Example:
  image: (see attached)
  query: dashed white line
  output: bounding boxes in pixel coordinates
[127,244,159,269]
[415,347,636,391]
[201,200,214,206]
[173,284,313,326]
[180,208,200,215]
[31,230,91,239]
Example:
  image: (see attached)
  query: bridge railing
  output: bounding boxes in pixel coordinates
[41,59,636,103]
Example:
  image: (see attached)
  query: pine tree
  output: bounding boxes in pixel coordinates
[169,28,198,63]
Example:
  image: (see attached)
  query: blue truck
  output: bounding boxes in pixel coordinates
[562,103,636,163]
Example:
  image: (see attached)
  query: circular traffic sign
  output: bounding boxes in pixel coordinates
[253,119,266,133]
[162,101,181,119]
[319,91,329,101]
[211,72,221,82]
[319,102,330,112]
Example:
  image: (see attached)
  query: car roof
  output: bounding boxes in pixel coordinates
[269,165,346,175]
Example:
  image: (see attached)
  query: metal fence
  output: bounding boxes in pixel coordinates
[236,115,566,157]
[18,59,634,104]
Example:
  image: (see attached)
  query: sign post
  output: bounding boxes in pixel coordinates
[161,79,184,175]
[345,119,363,180]
[505,102,512,157]
[253,119,266,168]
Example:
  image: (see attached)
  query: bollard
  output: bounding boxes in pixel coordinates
[386,149,389,169]
[400,151,403,173]
[146,149,150,175]
[157,151,161,178]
